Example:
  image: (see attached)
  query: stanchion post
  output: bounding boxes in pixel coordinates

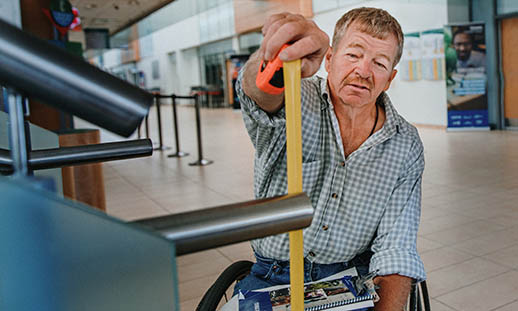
[145,114,150,139]
[153,95,171,151]
[167,94,189,158]
[189,94,213,166]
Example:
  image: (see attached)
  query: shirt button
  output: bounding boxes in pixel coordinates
[322,225,329,231]
[339,161,345,167]
[331,193,338,199]
[309,251,316,257]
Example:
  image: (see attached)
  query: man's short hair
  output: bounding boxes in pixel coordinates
[452,29,473,43]
[332,7,404,67]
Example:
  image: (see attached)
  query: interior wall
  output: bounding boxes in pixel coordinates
[313,0,449,126]
[177,48,202,96]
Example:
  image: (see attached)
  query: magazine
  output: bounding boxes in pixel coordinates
[238,275,374,311]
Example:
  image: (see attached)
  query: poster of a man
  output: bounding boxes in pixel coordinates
[453,30,486,70]
[444,23,489,129]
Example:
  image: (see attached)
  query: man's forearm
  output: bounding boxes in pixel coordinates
[373,274,412,311]
[241,52,284,113]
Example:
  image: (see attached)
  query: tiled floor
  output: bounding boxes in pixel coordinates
[81,104,518,310]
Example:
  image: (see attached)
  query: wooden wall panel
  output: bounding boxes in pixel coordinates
[501,17,518,120]
[234,0,313,34]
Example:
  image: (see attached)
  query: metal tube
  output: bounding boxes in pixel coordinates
[134,193,313,256]
[0,139,153,172]
[0,19,152,137]
[7,92,28,176]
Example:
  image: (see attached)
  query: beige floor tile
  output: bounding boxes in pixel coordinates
[451,229,518,256]
[436,271,518,311]
[482,244,518,269]
[176,249,223,267]
[180,297,203,311]
[493,300,518,311]
[417,236,444,253]
[430,299,457,311]
[422,220,506,246]
[177,255,231,283]
[426,257,509,297]
[178,274,219,302]
[418,214,477,236]
[420,246,474,272]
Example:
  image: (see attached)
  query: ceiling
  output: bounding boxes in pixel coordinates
[69,0,175,35]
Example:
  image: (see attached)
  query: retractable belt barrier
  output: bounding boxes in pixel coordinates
[138,93,212,165]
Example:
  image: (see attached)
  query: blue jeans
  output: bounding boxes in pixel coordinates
[233,251,372,296]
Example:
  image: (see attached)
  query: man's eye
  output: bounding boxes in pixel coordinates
[375,62,387,69]
[346,53,358,59]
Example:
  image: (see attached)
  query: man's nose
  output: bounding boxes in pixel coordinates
[354,58,372,79]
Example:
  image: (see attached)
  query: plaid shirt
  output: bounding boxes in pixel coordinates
[237,72,426,281]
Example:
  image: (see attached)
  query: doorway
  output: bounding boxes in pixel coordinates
[501,17,518,128]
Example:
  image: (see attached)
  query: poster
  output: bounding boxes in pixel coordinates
[421,29,445,81]
[400,32,422,81]
[444,23,489,130]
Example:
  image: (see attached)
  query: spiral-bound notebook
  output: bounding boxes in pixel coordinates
[239,274,374,311]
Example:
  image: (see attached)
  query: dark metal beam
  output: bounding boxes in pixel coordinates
[0,139,152,173]
[134,193,314,256]
[0,19,152,137]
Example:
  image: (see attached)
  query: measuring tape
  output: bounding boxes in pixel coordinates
[255,44,290,95]
[256,44,305,310]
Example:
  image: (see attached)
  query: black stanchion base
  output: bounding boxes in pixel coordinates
[153,145,172,151]
[189,159,213,166]
[167,151,190,158]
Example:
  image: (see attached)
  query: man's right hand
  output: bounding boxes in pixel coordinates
[260,13,330,78]
[242,13,329,113]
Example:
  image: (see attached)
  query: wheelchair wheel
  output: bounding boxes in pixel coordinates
[408,281,431,311]
[196,260,253,311]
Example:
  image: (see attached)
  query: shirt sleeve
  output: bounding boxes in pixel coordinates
[236,65,287,170]
[369,137,426,282]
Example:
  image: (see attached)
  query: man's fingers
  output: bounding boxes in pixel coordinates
[279,35,327,62]
[263,16,310,60]
[262,12,288,36]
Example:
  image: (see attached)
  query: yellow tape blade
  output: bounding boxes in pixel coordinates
[283,59,304,311]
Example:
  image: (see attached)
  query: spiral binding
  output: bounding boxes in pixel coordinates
[304,294,374,311]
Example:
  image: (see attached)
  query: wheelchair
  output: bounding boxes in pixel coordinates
[196,260,431,311]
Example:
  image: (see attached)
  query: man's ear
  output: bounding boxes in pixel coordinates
[324,48,333,73]
[383,69,398,91]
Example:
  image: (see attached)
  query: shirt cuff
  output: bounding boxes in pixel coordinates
[369,248,426,282]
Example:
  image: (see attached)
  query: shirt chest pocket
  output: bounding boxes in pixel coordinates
[302,160,321,195]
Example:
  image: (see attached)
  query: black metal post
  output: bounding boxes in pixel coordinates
[153,95,170,151]
[189,94,212,166]
[167,94,189,158]
[145,114,150,139]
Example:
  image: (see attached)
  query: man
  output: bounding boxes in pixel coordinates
[236,7,425,310]
[453,30,486,69]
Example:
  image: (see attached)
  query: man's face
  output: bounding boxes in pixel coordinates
[453,33,473,61]
[325,24,398,109]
